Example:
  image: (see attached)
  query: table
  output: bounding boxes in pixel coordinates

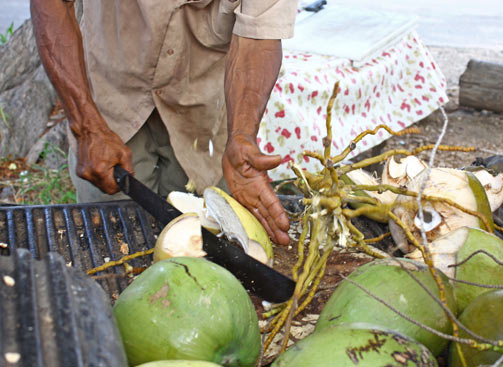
[258,29,448,180]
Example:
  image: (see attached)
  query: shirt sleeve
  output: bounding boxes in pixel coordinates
[232,0,299,40]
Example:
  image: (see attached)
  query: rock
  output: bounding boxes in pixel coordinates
[26,120,69,169]
[0,20,40,92]
[0,65,57,158]
[0,0,82,160]
[0,20,58,158]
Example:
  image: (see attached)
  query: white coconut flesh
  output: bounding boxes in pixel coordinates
[345,169,396,205]
[473,170,503,211]
[382,156,427,187]
[407,226,469,277]
[391,167,483,252]
[167,191,220,232]
[153,213,206,262]
[203,188,271,265]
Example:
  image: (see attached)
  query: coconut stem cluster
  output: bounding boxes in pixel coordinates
[261,80,502,363]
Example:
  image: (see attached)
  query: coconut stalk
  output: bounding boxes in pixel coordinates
[260,80,502,364]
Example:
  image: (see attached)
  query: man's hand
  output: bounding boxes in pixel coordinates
[223,134,290,246]
[76,117,134,195]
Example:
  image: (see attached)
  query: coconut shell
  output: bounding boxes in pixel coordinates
[450,227,503,311]
[204,187,273,264]
[137,361,223,367]
[272,323,438,367]
[153,213,206,262]
[391,168,493,249]
[114,257,260,366]
[316,259,457,356]
[340,171,392,224]
[448,290,503,367]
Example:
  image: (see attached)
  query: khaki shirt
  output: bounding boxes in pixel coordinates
[79,0,297,191]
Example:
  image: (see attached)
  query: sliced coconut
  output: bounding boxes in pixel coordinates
[345,169,396,205]
[390,168,490,249]
[167,191,220,233]
[473,169,503,211]
[153,213,206,262]
[203,187,273,266]
[382,156,427,187]
[406,226,470,277]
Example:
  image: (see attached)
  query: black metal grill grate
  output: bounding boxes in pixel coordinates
[0,201,162,299]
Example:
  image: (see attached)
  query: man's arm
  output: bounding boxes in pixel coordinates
[222,35,290,246]
[30,0,133,195]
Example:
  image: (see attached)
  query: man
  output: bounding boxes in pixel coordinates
[30,0,297,245]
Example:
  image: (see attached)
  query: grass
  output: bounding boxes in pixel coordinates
[0,143,76,205]
[0,23,14,45]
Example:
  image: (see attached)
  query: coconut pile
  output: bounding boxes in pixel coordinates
[108,152,503,367]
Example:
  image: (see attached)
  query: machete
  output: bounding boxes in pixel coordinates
[113,166,295,303]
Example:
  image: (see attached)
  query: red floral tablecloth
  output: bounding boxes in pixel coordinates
[258,30,448,180]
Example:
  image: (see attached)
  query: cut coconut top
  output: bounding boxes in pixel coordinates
[203,187,273,264]
[345,169,396,205]
[382,156,427,187]
[153,213,206,262]
[167,191,220,232]
[473,170,503,211]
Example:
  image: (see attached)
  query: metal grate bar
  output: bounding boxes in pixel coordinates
[44,208,56,253]
[0,201,161,300]
[25,209,39,259]
[6,210,16,253]
[80,208,102,269]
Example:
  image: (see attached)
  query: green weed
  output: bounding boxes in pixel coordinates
[0,23,14,45]
[0,106,10,129]
[15,143,76,205]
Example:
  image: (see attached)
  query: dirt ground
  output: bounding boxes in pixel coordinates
[256,45,503,364]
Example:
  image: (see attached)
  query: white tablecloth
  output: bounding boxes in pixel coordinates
[258,30,448,180]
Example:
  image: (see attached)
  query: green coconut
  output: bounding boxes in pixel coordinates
[316,259,457,356]
[137,361,222,367]
[272,323,438,367]
[435,227,503,312]
[113,257,260,367]
[449,290,503,367]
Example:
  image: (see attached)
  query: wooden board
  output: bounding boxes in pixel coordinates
[459,59,503,113]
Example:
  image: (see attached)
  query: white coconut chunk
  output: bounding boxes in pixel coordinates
[346,169,396,205]
[154,214,206,262]
[427,227,470,277]
[473,170,503,211]
[167,191,220,232]
[383,156,427,187]
[247,240,271,266]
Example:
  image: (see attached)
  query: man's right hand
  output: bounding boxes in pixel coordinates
[75,124,134,195]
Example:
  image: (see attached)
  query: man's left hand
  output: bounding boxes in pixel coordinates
[222,134,290,246]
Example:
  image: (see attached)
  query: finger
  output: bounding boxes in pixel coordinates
[250,203,277,243]
[120,148,135,176]
[259,186,290,232]
[95,161,121,195]
[248,153,282,171]
[256,200,290,246]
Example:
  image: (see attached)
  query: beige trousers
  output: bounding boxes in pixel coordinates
[69,109,192,203]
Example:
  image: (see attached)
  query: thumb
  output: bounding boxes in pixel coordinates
[249,152,282,171]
